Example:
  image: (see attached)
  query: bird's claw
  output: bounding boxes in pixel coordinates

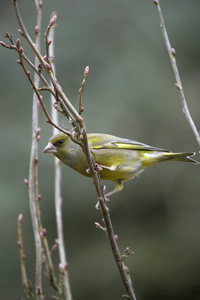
[95,201,101,210]
[102,185,110,202]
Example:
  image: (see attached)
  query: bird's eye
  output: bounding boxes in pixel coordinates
[55,139,64,146]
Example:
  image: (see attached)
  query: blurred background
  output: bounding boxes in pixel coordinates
[1,0,200,299]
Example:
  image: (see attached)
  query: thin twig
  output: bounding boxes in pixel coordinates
[45,13,57,65]
[98,198,137,300]
[154,0,200,147]
[17,214,34,300]
[13,0,80,125]
[78,66,89,115]
[20,52,50,88]
[76,86,137,299]
[40,229,58,291]
[28,0,43,298]
[49,21,73,300]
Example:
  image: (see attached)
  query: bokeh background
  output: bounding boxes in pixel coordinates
[1,0,200,299]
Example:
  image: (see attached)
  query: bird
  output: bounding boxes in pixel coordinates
[43,132,198,197]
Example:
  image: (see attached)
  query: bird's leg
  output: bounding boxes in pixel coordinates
[104,180,124,199]
[95,181,123,210]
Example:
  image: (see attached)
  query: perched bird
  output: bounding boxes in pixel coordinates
[43,132,198,197]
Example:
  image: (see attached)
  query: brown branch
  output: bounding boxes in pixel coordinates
[48,22,73,300]
[76,85,137,299]
[28,0,43,297]
[78,66,89,115]
[20,51,50,88]
[98,198,137,300]
[13,0,80,125]
[17,214,34,300]
[154,0,200,147]
[40,229,58,291]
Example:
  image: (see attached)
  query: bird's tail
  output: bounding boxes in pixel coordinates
[162,152,198,163]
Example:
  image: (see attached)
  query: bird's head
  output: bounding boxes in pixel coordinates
[43,132,69,155]
[43,132,76,165]
[43,132,86,169]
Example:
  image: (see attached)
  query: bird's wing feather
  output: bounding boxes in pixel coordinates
[88,133,168,152]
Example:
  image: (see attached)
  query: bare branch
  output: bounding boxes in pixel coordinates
[17,214,34,300]
[79,66,89,115]
[27,0,43,297]
[49,22,73,300]
[98,198,137,300]
[154,0,200,147]
[40,229,58,291]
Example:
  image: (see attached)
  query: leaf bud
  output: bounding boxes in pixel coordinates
[49,14,57,26]
[42,228,47,236]
[18,214,23,222]
[36,127,41,136]
[171,48,176,57]
[84,65,89,76]
[51,244,57,252]
[24,178,29,186]
[18,29,24,36]
[0,41,7,48]
[45,63,51,70]
[125,266,130,275]
[34,25,39,35]
[39,0,43,8]
[17,241,21,248]
[16,38,20,48]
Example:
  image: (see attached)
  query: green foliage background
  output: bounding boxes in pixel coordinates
[0,0,200,299]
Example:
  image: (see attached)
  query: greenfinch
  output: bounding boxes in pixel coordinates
[43,133,198,197]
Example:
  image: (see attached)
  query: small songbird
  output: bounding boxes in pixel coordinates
[43,132,198,197]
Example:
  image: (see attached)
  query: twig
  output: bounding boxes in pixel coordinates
[2,34,72,136]
[77,71,137,299]
[28,0,43,298]
[17,214,34,300]
[49,21,73,300]
[98,198,137,300]
[153,0,200,147]
[79,66,89,114]
[45,13,57,64]
[40,228,58,291]
[13,0,80,126]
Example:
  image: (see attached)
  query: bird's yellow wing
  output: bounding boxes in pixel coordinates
[87,133,167,152]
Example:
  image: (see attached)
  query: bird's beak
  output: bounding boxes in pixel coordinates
[43,142,57,154]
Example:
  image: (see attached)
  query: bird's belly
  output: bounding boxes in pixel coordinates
[93,149,144,182]
[99,164,144,182]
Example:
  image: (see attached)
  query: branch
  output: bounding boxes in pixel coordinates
[153,0,200,147]
[28,1,43,297]
[40,228,58,291]
[98,198,137,300]
[49,22,72,300]
[17,214,34,300]
[13,0,81,125]
[77,71,137,300]
[79,66,89,115]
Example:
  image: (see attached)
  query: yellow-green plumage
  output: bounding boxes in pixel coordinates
[43,133,198,197]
